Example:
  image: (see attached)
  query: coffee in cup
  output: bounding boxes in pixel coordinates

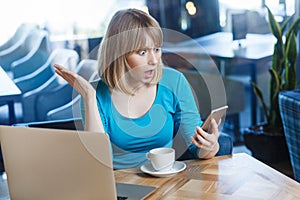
[146,147,175,172]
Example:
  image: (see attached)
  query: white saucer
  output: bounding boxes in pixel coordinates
[140,161,186,178]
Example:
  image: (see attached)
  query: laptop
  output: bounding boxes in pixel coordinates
[0,125,156,200]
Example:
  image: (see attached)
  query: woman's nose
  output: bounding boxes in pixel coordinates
[148,51,158,65]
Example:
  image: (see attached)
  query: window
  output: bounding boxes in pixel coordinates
[219,0,295,30]
[0,0,146,45]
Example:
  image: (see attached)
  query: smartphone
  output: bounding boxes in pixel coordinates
[201,105,228,132]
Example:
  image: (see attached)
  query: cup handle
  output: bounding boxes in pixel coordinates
[146,152,151,160]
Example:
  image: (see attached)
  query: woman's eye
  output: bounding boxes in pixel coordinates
[154,48,161,53]
[138,50,146,55]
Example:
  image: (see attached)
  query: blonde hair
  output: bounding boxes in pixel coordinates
[98,8,163,94]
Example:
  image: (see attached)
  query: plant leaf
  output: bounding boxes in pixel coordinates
[286,32,297,62]
[267,6,282,41]
[250,81,269,121]
[272,42,284,74]
[269,68,280,102]
[285,32,297,90]
[281,15,294,33]
[286,17,300,41]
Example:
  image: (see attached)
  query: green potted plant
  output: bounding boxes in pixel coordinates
[243,6,300,164]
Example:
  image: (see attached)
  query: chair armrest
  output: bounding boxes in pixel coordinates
[13,118,84,130]
[215,132,233,156]
[177,132,233,161]
[0,45,27,71]
[35,84,74,121]
[21,75,60,122]
[14,63,54,93]
[47,95,81,120]
[12,50,49,78]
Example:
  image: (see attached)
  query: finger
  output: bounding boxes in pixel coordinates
[54,64,76,76]
[55,66,78,82]
[192,126,218,149]
[196,126,219,147]
[54,65,68,78]
[191,136,202,148]
[191,136,205,148]
[210,119,219,137]
[54,69,63,77]
[191,136,213,150]
[54,70,77,87]
[196,126,213,141]
[54,64,65,71]
[193,128,211,147]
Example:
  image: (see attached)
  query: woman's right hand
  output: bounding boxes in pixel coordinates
[55,64,105,133]
[54,64,96,99]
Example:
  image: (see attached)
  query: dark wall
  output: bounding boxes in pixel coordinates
[147,0,181,31]
[147,0,220,39]
[187,0,220,37]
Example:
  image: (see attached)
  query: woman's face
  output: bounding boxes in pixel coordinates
[125,37,162,85]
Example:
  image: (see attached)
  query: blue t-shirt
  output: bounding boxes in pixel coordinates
[82,67,202,169]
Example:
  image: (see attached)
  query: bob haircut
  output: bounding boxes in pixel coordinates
[98,8,163,94]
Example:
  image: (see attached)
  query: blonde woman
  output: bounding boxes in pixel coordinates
[55,8,225,169]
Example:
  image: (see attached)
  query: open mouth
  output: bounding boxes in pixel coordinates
[144,69,155,78]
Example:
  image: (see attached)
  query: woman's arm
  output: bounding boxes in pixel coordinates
[54,64,104,133]
[173,71,220,159]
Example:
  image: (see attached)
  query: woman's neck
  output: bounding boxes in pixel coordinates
[110,84,157,118]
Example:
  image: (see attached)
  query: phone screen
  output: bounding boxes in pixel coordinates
[201,105,228,132]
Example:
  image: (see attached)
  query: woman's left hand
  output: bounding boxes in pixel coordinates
[191,119,220,159]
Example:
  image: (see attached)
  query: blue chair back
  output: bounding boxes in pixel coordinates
[279,90,300,182]
[19,49,79,122]
[36,59,98,121]
[0,24,36,51]
[11,30,51,78]
[0,29,49,72]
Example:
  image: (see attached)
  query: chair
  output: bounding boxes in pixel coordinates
[279,90,300,182]
[0,29,50,72]
[246,10,270,34]
[182,70,245,143]
[14,48,79,93]
[35,59,98,121]
[13,118,84,131]
[11,35,51,79]
[20,49,79,123]
[224,9,270,34]
[166,70,235,160]
[0,24,36,52]
[87,37,102,60]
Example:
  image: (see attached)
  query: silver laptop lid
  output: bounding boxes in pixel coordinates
[0,125,116,200]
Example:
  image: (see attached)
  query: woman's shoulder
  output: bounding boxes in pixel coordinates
[90,78,110,97]
[162,66,182,75]
[161,66,184,82]
[159,66,188,92]
[89,78,104,89]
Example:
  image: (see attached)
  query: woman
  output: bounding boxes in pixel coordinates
[54,8,220,169]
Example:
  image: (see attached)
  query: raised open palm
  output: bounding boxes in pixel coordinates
[54,64,96,99]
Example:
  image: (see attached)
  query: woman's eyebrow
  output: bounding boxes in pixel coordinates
[135,45,161,51]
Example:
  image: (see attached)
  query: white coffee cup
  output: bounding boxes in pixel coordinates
[146,147,175,172]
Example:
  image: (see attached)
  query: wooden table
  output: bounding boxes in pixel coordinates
[0,153,299,199]
[0,66,21,124]
[115,153,300,199]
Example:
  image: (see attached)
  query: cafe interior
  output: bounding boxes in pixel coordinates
[1,0,300,199]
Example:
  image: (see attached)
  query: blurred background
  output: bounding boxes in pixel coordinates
[0,0,296,44]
